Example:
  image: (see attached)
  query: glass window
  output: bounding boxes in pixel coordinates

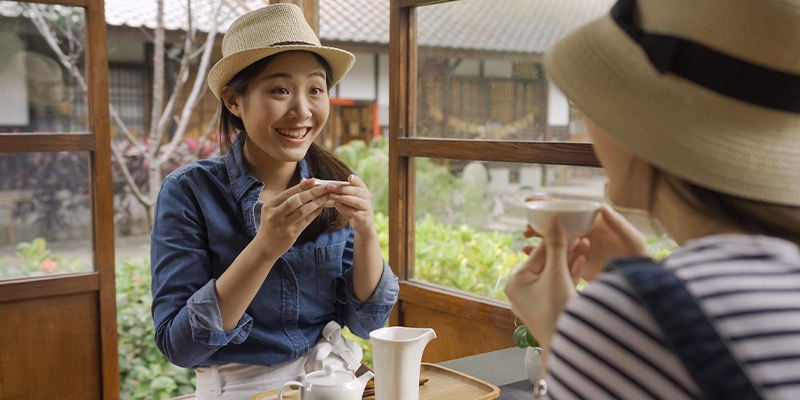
[0,152,93,279]
[397,0,674,305]
[0,1,88,133]
[412,0,607,142]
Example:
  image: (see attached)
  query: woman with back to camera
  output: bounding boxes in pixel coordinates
[149,4,398,399]
[505,0,800,398]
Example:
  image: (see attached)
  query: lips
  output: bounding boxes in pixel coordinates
[276,127,310,139]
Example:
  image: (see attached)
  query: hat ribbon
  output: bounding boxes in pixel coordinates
[611,0,800,114]
[271,41,316,47]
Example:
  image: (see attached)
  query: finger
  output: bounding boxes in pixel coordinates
[286,193,304,210]
[523,224,541,238]
[543,218,570,280]
[571,237,591,255]
[346,174,364,187]
[272,179,316,206]
[522,245,535,255]
[519,241,547,275]
[570,255,586,284]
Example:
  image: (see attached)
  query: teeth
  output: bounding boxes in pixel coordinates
[277,128,307,138]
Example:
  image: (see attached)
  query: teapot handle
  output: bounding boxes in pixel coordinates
[277,380,304,400]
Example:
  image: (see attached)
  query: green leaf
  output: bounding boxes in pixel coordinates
[513,325,539,348]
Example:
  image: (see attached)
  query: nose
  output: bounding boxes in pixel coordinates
[288,94,312,120]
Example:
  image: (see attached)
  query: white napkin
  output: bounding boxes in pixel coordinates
[304,320,363,373]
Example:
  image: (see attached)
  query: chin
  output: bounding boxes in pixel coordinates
[607,186,646,212]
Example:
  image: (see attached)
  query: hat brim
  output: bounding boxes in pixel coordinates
[545,15,800,206]
[207,44,355,100]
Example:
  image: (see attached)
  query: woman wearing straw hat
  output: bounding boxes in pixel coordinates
[150,4,398,398]
[505,0,800,398]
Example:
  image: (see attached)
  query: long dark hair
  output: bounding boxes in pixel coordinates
[217,51,352,237]
[658,172,800,246]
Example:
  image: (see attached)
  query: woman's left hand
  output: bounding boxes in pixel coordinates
[504,218,581,350]
[326,175,376,234]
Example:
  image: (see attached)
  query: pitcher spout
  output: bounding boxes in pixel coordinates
[420,328,436,344]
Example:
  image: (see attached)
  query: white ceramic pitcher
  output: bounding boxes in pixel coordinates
[369,326,436,400]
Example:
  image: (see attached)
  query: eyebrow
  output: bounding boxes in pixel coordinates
[263,70,326,81]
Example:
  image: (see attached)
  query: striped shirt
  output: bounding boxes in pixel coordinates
[547,234,800,399]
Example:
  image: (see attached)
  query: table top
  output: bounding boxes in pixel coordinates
[170,347,535,400]
[439,347,528,387]
[439,347,534,400]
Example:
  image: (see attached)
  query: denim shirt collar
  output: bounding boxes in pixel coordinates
[224,132,312,202]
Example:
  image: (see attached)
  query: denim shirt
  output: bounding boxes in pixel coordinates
[150,133,399,369]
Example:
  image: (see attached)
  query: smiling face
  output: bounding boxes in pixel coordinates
[223,51,330,169]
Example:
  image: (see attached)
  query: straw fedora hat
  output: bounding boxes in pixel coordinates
[545,0,800,207]
[207,3,355,100]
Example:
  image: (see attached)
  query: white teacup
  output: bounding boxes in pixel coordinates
[524,199,601,242]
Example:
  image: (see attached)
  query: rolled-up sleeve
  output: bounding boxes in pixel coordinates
[334,261,399,338]
[151,173,253,368]
[186,280,252,346]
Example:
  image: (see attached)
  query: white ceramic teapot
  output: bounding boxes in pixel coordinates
[277,364,373,400]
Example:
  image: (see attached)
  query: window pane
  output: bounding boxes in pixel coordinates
[413,0,609,141]
[0,152,93,279]
[109,66,146,135]
[0,1,88,133]
[411,158,673,301]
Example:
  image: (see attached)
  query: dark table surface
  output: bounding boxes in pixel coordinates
[439,347,534,400]
[497,379,535,400]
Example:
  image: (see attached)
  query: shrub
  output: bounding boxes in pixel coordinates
[0,238,86,278]
[116,257,194,399]
[414,214,524,300]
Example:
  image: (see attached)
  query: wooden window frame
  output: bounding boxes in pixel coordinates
[388,0,600,360]
[0,0,118,397]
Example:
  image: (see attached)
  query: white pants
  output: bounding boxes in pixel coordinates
[194,357,307,400]
[194,321,363,399]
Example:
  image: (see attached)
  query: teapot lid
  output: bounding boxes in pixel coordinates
[306,364,354,386]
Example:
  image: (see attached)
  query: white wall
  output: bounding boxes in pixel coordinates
[338,51,376,100]
[378,53,390,127]
[335,51,391,128]
[0,53,29,126]
[547,81,569,126]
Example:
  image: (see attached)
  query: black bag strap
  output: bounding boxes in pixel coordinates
[610,257,763,400]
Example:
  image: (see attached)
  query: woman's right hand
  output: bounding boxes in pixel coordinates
[574,204,648,280]
[255,179,331,256]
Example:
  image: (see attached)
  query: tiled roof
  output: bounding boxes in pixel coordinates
[416,0,613,53]
[5,0,614,53]
[320,0,389,45]
[103,0,262,32]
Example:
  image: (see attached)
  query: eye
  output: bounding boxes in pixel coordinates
[309,86,325,95]
[271,87,289,95]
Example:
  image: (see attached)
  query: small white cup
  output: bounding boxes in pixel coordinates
[524,346,543,385]
[524,199,601,242]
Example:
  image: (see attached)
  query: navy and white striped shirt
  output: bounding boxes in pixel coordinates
[547,234,800,399]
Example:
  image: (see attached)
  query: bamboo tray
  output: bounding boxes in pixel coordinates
[253,362,500,400]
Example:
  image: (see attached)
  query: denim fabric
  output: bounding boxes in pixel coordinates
[150,133,399,369]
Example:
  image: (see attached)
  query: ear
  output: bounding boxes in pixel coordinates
[221,87,242,117]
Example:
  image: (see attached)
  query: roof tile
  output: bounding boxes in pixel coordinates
[6,0,614,53]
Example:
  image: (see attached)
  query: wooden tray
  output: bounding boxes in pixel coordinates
[253,363,500,400]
